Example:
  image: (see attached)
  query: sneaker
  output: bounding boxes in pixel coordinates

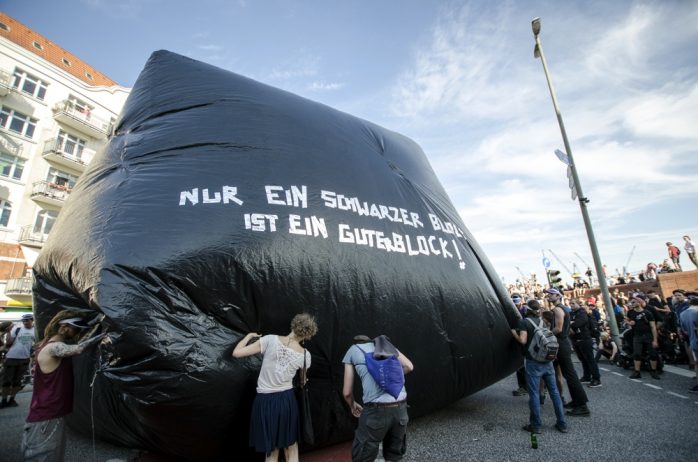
[512,387,528,396]
[522,424,541,434]
[566,405,590,416]
[579,376,591,383]
[563,401,575,409]
[555,423,568,433]
[7,399,18,407]
[650,371,660,380]
[629,371,642,379]
[0,401,7,409]
[588,380,602,388]
[688,384,698,394]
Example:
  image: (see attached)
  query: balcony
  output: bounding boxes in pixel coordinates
[30,180,72,208]
[0,69,10,96]
[18,225,48,248]
[42,138,94,173]
[0,132,23,157]
[52,100,111,139]
[5,277,33,301]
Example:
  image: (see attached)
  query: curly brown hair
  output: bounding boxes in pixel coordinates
[291,313,318,341]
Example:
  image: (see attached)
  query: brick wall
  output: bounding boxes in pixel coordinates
[0,242,25,280]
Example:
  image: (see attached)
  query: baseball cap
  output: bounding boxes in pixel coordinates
[21,313,34,321]
[544,288,562,296]
[511,293,523,304]
[59,317,89,329]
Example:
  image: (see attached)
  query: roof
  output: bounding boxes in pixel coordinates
[0,12,118,87]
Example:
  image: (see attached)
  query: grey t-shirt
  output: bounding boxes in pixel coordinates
[342,342,407,404]
[6,325,35,360]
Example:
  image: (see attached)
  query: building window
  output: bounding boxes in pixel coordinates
[46,167,77,189]
[0,200,11,227]
[0,106,38,138]
[12,69,49,100]
[62,58,71,66]
[0,22,9,32]
[33,41,43,50]
[57,130,86,159]
[33,209,57,235]
[67,95,92,116]
[85,72,94,80]
[0,152,25,181]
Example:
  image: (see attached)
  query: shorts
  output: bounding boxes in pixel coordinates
[22,417,66,462]
[1,358,30,388]
[632,335,658,360]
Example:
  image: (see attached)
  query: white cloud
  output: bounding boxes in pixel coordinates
[388,1,698,282]
[197,44,223,52]
[623,83,698,140]
[308,81,344,92]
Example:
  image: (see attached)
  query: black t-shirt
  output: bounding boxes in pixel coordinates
[517,316,544,360]
[628,309,655,335]
[646,298,665,322]
[570,308,591,341]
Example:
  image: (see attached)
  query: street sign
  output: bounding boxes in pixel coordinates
[555,149,570,165]
[542,257,551,268]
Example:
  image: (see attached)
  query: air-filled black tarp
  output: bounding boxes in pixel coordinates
[32,50,521,461]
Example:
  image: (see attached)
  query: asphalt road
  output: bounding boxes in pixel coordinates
[1,359,696,461]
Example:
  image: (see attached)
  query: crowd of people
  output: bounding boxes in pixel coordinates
[508,278,698,436]
[507,236,698,298]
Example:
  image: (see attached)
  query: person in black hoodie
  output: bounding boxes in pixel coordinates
[569,298,601,388]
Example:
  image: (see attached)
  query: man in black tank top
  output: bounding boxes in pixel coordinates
[544,288,590,416]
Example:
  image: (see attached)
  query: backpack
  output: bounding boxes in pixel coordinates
[526,318,559,362]
[356,345,405,399]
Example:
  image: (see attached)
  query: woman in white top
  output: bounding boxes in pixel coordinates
[233,313,318,462]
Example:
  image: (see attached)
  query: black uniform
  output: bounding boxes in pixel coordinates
[552,305,589,410]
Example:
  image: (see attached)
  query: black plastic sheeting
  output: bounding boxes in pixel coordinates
[32,50,521,461]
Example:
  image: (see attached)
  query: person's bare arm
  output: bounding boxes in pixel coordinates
[232,333,262,358]
[46,333,106,358]
[553,307,564,335]
[397,351,414,374]
[511,329,528,345]
[342,363,362,418]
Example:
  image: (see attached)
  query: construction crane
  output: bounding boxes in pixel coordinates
[574,252,592,270]
[547,249,574,276]
[622,245,636,275]
[515,266,528,280]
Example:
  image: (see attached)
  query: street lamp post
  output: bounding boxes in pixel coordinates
[531,17,622,347]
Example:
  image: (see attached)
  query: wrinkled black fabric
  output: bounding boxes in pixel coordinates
[32,50,521,461]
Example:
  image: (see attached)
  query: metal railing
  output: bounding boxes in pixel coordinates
[52,100,111,134]
[42,138,95,165]
[0,69,11,93]
[31,180,72,201]
[18,225,48,246]
[5,277,33,296]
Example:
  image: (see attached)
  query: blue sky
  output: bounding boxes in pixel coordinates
[6,0,698,284]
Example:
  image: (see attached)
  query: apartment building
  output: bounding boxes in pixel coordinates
[0,13,130,311]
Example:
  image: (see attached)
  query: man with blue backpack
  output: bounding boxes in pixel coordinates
[342,335,414,462]
[511,300,568,434]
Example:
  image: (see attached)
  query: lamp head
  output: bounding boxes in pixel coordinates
[532,17,541,37]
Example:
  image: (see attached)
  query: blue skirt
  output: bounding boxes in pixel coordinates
[249,389,299,454]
